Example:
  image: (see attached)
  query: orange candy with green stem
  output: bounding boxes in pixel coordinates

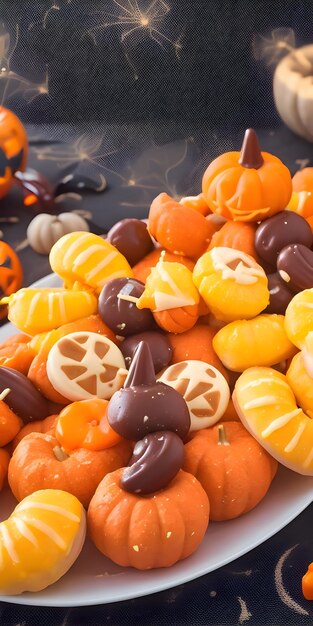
[202,128,292,222]
[56,399,122,452]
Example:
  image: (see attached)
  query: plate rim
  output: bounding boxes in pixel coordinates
[1,273,313,607]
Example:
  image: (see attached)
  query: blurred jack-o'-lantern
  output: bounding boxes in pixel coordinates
[0,107,28,199]
[0,241,23,319]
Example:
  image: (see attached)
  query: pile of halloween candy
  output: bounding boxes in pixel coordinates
[1,128,313,598]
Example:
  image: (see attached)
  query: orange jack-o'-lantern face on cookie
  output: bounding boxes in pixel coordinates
[0,107,28,199]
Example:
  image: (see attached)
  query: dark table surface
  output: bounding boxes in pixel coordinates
[1,123,313,626]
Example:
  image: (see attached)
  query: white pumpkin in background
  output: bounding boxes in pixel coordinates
[273,44,313,141]
[27,212,89,255]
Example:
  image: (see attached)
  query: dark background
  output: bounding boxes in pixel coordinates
[0,0,312,132]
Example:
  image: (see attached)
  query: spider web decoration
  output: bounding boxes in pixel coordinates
[89,0,184,79]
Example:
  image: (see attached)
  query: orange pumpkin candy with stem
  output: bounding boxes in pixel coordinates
[0,448,10,491]
[8,432,133,508]
[148,193,216,260]
[183,421,278,521]
[202,128,292,222]
[87,468,209,569]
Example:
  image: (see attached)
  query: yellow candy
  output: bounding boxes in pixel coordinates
[137,260,199,312]
[5,287,97,335]
[284,288,313,349]
[213,314,297,371]
[49,231,133,294]
[0,489,86,594]
[192,247,269,322]
[286,332,313,418]
[233,367,313,475]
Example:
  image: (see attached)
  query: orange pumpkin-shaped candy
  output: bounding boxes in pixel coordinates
[8,432,132,508]
[148,193,216,259]
[208,220,258,260]
[167,324,228,380]
[0,107,28,200]
[0,333,35,374]
[293,167,313,192]
[132,248,195,284]
[87,468,209,569]
[0,392,22,447]
[0,242,23,320]
[202,128,292,222]
[183,421,277,521]
[0,448,10,491]
[28,352,69,404]
[11,414,58,451]
[179,193,211,216]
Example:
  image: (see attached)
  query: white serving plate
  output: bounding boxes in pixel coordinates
[0,273,313,607]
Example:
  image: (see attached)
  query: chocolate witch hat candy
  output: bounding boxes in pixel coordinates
[107,341,190,441]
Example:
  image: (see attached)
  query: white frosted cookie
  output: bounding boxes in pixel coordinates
[158,360,230,431]
[47,331,127,401]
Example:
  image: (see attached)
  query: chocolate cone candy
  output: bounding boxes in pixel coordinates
[107,341,190,441]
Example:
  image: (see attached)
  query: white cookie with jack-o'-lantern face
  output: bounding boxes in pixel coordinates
[46,331,127,401]
[158,360,230,431]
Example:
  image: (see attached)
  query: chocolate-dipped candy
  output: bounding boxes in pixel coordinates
[121,431,184,494]
[98,277,154,337]
[120,330,172,373]
[277,244,313,293]
[108,341,190,441]
[255,211,313,267]
[0,367,49,423]
[265,272,294,314]
[106,218,154,266]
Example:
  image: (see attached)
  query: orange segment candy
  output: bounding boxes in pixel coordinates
[56,399,122,451]
[49,231,133,294]
[193,247,269,322]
